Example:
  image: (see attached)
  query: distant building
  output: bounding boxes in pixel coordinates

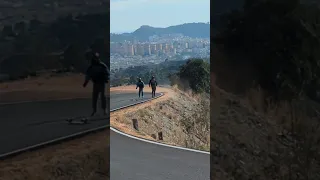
[156,43,163,51]
[136,44,145,56]
[151,44,157,54]
[124,44,134,56]
[143,44,151,55]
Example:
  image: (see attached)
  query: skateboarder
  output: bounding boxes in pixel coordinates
[136,78,145,98]
[149,75,157,98]
[83,52,109,116]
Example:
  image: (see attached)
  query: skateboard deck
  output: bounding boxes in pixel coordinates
[65,116,89,124]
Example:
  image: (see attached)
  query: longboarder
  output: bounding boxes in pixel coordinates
[136,78,145,98]
[149,75,158,98]
[83,52,109,116]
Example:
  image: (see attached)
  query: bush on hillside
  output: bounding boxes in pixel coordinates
[170,58,210,93]
[215,0,320,101]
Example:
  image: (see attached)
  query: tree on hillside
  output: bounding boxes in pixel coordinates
[215,0,320,100]
[170,59,210,93]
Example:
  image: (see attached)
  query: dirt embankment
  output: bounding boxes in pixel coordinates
[110,85,210,151]
[211,82,320,180]
[0,130,109,180]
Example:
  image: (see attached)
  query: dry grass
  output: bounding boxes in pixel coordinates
[0,73,110,103]
[0,130,110,180]
[211,74,320,180]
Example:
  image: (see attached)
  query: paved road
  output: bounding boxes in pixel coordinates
[0,92,152,155]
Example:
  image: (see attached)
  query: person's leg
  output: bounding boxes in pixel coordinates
[138,88,141,98]
[152,86,156,97]
[100,83,107,115]
[91,83,99,116]
[141,88,144,97]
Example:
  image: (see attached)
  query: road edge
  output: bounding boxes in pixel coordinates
[110,92,210,155]
[0,125,110,160]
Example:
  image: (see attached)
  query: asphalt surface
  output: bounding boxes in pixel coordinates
[0,91,210,180]
[110,130,210,180]
[0,92,152,155]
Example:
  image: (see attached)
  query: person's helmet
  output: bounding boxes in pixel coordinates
[94,52,100,58]
[91,52,100,64]
[152,75,155,78]
[138,78,142,81]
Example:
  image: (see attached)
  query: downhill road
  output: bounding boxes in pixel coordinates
[0,92,152,155]
[110,92,210,180]
[0,91,209,180]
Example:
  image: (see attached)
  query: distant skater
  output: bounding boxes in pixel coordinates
[83,52,109,116]
[149,75,158,98]
[136,78,145,98]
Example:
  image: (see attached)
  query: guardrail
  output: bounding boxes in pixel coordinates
[110,93,164,112]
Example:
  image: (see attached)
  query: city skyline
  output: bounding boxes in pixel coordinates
[110,0,210,33]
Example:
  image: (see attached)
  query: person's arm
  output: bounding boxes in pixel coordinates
[102,63,110,83]
[136,82,138,89]
[83,66,91,87]
[155,80,157,86]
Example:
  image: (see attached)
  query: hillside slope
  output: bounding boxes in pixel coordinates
[211,84,320,180]
[110,86,210,151]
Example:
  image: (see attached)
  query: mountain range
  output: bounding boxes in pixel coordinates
[110,22,210,42]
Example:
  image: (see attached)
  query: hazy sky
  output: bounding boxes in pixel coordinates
[110,0,210,33]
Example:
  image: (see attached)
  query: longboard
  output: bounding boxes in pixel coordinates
[65,117,89,124]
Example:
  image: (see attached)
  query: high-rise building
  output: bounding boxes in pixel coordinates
[136,44,145,56]
[173,48,177,54]
[151,44,157,54]
[124,44,134,56]
[144,44,151,55]
[156,43,162,51]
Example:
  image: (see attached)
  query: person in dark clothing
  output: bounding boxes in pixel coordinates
[136,78,145,98]
[149,75,157,98]
[83,52,109,116]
